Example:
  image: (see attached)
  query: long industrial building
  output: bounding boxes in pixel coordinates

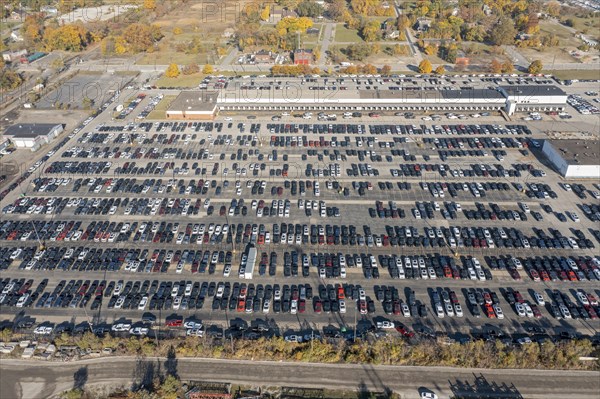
[542,139,600,179]
[166,79,568,120]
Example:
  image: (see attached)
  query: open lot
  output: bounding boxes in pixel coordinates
[36,72,133,110]
[0,76,599,351]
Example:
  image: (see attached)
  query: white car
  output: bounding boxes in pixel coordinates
[224,117,233,121]
[421,393,438,399]
[493,304,504,319]
[533,291,545,306]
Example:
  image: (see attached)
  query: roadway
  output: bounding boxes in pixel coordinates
[0,357,598,399]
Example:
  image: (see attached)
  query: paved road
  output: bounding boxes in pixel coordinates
[318,23,335,68]
[1,357,598,399]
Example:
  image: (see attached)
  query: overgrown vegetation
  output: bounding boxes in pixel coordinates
[4,328,595,371]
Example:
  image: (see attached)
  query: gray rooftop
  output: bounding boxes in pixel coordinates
[500,85,567,97]
[3,123,62,138]
[547,139,600,166]
[168,91,219,113]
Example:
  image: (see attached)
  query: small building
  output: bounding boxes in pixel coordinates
[415,18,431,32]
[3,123,64,151]
[293,49,313,65]
[222,28,235,38]
[2,49,27,62]
[40,6,58,15]
[270,7,298,23]
[254,50,274,64]
[542,139,600,178]
[166,91,219,120]
[10,31,23,42]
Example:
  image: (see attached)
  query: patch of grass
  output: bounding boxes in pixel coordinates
[334,24,363,43]
[145,95,177,119]
[539,21,582,48]
[154,73,205,88]
[548,69,600,80]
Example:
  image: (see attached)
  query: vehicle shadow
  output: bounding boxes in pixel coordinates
[448,373,523,398]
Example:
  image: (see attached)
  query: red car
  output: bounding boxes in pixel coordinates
[165,317,183,327]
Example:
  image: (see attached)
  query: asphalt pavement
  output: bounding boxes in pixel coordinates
[1,357,599,399]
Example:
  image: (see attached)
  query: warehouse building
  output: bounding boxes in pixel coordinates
[166,79,569,119]
[542,139,600,178]
[3,123,64,151]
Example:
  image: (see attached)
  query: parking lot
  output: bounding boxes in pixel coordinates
[1,75,599,346]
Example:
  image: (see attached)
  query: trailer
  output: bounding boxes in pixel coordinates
[244,247,257,280]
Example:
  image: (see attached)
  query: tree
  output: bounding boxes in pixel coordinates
[202,64,214,74]
[297,0,324,18]
[327,0,348,21]
[360,19,381,42]
[172,27,183,35]
[489,17,516,45]
[434,65,445,74]
[118,24,163,53]
[380,64,391,75]
[418,59,433,73]
[344,43,373,61]
[260,4,270,21]
[43,24,91,51]
[182,63,200,75]
[546,1,561,17]
[143,0,156,10]
[276,17,314,35]
[489,59,503,73]
[0,70,23,90]
[165,63,180,78]
[82,97,94,109]
[527,60,543,74]
[501,61,514,73]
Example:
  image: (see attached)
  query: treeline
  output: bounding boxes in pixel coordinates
[6,329,595,371]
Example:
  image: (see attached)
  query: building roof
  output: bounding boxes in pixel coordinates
[546,139,600,166]
[168,91,219,113]
[358,89,505,101]
[3,123,62,138]
[500,85,567,97]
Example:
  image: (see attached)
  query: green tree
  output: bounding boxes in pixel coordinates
[418,59,433,73]
[165,63,180,78]
[527,60,543,74]
[489,17,516,45]
[0,70,23,90]
[296,0,324,17]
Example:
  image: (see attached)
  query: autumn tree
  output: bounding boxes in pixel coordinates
[260,4,270,21]
[43,24,91,51]
[182,63,199,75]
[327,0,348,21]
[22,13,44,45]
[276,17,314,35]
[172,27,183,35]
[344,43,373,61]
[489,17,516,45]
[202,64,214,74]
[380,64,391,75]
[0,70,23,90]
[165,63,180,78]
[501,61,514,73]
[434,65,445,74]
[489,59,503,73]
[418,59,433,73]
[527,60,543,74]
[546,1,561,17]
[360,19,381,42]
[144,0,156,10]
[118,24,163,53]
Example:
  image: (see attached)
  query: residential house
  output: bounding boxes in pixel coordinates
[2,49,27,63]
[254,50,274,63]
[270,7,298,23]
[415,18,431,32]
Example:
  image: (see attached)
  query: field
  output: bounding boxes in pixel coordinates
[136,0,254,65]
[334,24,363,43]
[154,73,205,88]
[145,94,177,119]
[547,69,600,80]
